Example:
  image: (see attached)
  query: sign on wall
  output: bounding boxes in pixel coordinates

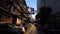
[28,7,34,14]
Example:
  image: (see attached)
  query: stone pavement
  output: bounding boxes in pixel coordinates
[24,23,37,34]
[24,23,45,34]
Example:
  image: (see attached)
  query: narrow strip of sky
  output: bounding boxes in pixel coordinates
[25,0,37,10]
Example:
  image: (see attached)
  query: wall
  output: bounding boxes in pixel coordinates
[37,0,44,13]
[37,0,60,15]
[45,0,60,15]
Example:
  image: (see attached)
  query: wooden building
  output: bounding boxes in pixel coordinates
[0,0,30,25]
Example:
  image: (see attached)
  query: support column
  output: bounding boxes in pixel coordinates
[12,16,17,25]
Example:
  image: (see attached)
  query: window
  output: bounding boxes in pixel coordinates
[0,12,13,24]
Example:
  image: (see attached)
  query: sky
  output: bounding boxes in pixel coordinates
[25,0,37,20]
[25,0,37,10]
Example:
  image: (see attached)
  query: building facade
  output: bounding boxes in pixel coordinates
[0,0,30,25]
[37,0,60,15]
[37,0,44,13]
[37,0,60,32]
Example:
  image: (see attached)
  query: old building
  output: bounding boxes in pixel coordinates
[0,0,30,25]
